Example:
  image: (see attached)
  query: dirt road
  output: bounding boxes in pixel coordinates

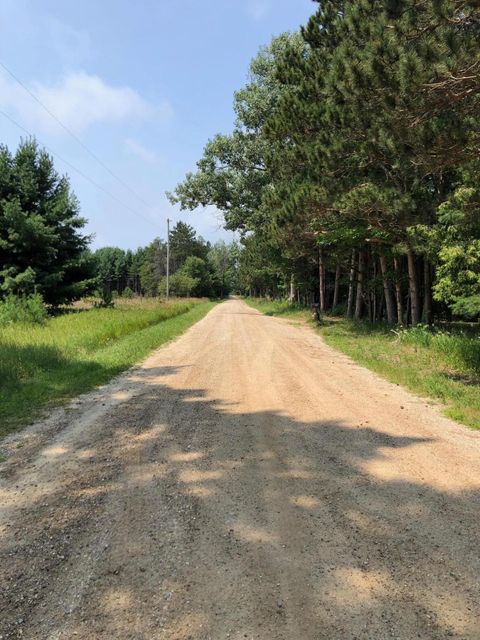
[1,299,480,639]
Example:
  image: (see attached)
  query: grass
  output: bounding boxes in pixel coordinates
[246,298,480,430]
[0,298,217,438]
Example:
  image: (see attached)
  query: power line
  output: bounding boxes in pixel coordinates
[0,107,160,230]
[0,60,154,209]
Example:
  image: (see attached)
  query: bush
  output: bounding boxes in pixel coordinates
[0,294,47,326]
[122,287,134,299]
[96,284,114,308]
[451,296,480,321]
[159,273,199,297]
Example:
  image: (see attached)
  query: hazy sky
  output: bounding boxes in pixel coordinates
[0,0,315,249]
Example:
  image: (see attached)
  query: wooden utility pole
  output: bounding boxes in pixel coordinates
[166,218,170,300]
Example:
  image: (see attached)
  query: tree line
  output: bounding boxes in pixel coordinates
[170,0,480,323]
[93,224,239,302]
[0,139,239,308]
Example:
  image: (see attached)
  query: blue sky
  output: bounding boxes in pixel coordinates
[0,0,315,249]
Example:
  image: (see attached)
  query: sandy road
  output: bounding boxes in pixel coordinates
[1,299,480,639]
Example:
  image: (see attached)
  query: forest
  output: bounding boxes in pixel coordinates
[92,224,239,303]
[171,0,480,324]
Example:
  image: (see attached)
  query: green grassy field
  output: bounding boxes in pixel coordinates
[0,298,216,438]
[246,298,480,429]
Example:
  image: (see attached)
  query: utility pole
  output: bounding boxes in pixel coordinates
[166,218,170,300]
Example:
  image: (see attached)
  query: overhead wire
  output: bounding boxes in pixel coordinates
[0,59,154,210]
[0,60,232,236]
[0,107,160,230]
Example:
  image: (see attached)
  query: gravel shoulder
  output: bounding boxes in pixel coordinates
[1,299,479,639]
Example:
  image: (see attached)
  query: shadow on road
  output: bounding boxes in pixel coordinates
[1,361,479,640]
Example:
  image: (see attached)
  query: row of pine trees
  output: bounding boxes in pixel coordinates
[172,0,480,324]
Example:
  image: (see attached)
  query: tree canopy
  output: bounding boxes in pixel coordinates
[0,139,93,306]
[172,1,480,322]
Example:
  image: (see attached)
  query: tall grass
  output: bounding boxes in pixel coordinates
[0,299,216,437]
[396,324,480,375]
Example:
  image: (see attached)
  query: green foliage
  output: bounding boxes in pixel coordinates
[139,238,167,296]
[0,139,94,305]
[171,2,480,323]
[432,184,480,311]
[396,324,480,374]
[93,246,129,301]
[122,286,134,299]
[179,256,213,297]
[159,256,216,298]
[208,240,240,297]
[159,272,198,298]
[0,293,47,326]
[89,226,238,301]
[169,221,209,271]
[451,296,480,321]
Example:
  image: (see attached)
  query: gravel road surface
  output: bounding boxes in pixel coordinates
[1,299,479,639]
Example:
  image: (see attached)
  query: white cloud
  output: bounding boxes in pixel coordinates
[247,0,270,20]
[124,138,158,164]
[0,70,173,135]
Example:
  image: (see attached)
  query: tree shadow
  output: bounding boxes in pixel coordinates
[1,367,479,639]
[440,371,480,387]
[0,336,191,439]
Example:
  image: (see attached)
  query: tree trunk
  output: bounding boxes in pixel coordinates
[332,262,340,311]
[407,249,420,326]
[422,258,433,325]
[319,248,326,312]
[379,254,396,325]
[288,274,295,303]
[379,292,385,323]
[393,256,403,324]
[354,250,366,320]
[346,249,356,318]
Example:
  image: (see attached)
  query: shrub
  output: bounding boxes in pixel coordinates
[96,284,114,308]
[0,294,47,326]
[122,287,134,299]
[159,273,199,297]
[451,296,480,321]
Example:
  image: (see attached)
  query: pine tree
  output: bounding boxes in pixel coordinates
[0,139,93,306]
